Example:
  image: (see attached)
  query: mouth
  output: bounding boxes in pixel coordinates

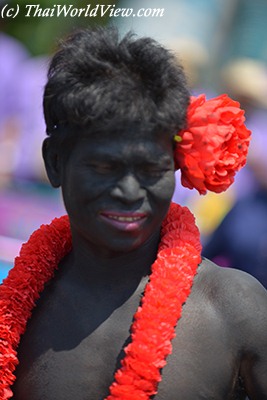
[99,211,148,231]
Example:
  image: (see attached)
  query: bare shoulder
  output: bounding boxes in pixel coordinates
[197,257,267,311]
[196,258,267,344]
[194,259,267,398]
[199,256,266,292]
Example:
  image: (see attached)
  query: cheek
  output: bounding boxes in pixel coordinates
[62,168,110,204]
[150,172,176,202]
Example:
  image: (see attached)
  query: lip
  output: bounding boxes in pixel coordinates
[99,211,148,232]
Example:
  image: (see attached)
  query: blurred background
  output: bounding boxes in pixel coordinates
[1,0,267,287]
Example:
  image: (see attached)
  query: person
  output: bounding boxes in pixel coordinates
[0,27,266,400]
[0,24,29,187]
[203,64,267,289]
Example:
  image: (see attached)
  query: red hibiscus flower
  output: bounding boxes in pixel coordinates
[174,94,251,194]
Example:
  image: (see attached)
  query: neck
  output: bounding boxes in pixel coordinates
[63,229,161,286]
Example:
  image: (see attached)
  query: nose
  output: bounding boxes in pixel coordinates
[111,173,145,203]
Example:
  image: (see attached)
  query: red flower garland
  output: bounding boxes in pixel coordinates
[0,203,201,399]
[0,215,72,400]
[174,94,251,194]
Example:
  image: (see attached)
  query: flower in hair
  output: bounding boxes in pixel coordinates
[174,94,251,195]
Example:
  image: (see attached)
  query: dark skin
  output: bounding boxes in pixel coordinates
[12,130,267,400]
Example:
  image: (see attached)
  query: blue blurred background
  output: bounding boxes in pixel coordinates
[1,0,267,286]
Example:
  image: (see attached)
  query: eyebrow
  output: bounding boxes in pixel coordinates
[87,151,172,164]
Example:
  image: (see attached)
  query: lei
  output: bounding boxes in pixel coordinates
[0,203,202,400]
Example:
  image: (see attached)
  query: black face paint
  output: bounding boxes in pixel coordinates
[58,129,175,257]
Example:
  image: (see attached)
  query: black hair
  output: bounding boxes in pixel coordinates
[43,26,190,139]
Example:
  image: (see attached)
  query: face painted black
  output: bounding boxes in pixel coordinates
[47,129,176,258]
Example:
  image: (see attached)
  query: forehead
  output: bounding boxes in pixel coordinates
[70,129,174,161]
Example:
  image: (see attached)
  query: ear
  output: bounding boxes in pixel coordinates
[42,137,61,188]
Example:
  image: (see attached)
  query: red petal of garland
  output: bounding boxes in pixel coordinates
[0,203,201,400]
[0,216,72,399]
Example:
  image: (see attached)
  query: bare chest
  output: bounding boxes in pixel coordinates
[12,280,243,400]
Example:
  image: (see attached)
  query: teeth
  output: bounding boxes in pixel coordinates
[109,215,142,222]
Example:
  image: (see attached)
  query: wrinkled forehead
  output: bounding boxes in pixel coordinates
[55,119,175,148]
[71,134,175,170]
[54,121,175,165]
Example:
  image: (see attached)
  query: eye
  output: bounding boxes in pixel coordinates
[138,164,170,179]
[89,162,111,173]
[88,162,114,174]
